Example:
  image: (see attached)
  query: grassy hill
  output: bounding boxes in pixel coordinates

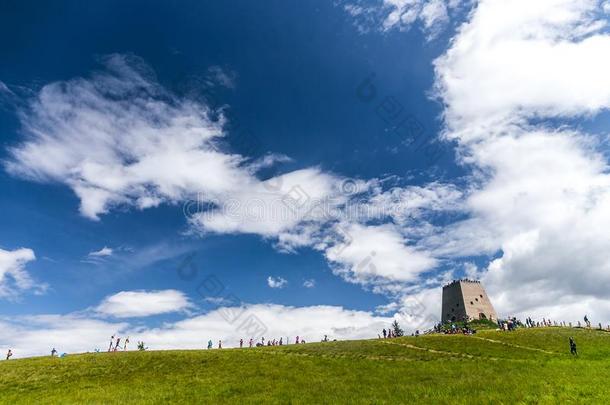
[1,327,609,404]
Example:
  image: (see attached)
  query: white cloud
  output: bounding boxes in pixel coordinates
[325,223,437,288]
[0,247,42,299]
[95,290,192,318]
[426,0,610,319]
[88,246,113,257]
[343,0,469,39]
[434,0,610,141]
[193,168,347,237]
[4,54,250,220]
[303,279,316,288]
[267,276,288,289]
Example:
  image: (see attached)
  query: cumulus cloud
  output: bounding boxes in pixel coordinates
[325,223,436,288]
[0,247,42,299]
[267,276,288,289]
[95,290,192,318]
[434,0,610,141]
[427,0,610,319]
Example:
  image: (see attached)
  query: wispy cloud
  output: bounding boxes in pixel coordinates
[303,279,316,288]
[88,246,113,257]
[0,247,45,299]
[206,65,237,89]
[342,0,471,39]
[4,54,248,220]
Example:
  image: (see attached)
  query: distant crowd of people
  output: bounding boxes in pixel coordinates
[434,323,477,335]
[515,315,609,331]
[379,328,398,339]
[107,335,130,352]
[206,335,313,350]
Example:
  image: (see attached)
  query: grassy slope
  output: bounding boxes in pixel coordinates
[1,328,609,404]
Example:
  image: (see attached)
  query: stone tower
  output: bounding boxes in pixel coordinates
[441,279,497,323]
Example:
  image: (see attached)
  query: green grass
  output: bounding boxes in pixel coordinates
[1,328,609,404]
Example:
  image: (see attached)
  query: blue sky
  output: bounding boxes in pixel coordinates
[3,0,610,357]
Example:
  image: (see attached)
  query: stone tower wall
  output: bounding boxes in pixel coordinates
[441,280,497,323]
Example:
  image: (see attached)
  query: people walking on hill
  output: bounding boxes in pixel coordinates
[51,348,57,357]
[218,340,222,349]
[249,338,253,348]
[108,335,115,352]
[207,340,213,349]
[584,315,590,328]
[279,337,283,346]
[569,337,578,356]
[382,328,387,338]
[6,349,13,360]
[240,338,243,348]
[114,337,121,351]
[124,337,129,351]
[296,336,300,344]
